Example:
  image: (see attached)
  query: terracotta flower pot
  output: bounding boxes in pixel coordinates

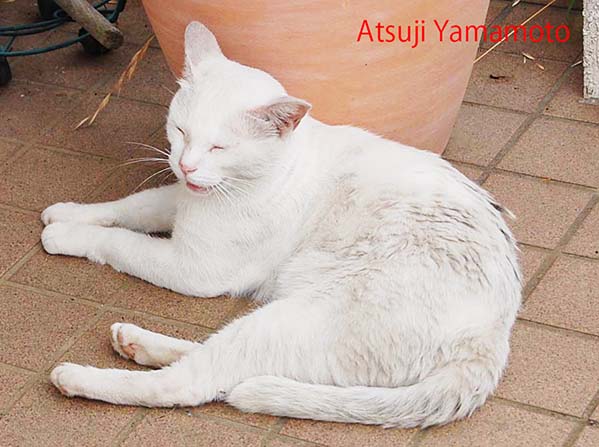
[141,0,489,154]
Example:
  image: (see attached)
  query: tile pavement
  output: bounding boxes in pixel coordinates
[0,1,598,446]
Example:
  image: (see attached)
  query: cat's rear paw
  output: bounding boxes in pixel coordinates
[110,323,156,366]
[50,363,89,397]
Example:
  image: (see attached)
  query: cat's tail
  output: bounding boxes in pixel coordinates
[226,361,498,428]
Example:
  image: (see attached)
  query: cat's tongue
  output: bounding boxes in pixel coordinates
[186,182,208,193]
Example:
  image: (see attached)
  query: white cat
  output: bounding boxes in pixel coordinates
[42,22,521,428]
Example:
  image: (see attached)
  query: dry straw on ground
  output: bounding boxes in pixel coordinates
[75,35,155,129]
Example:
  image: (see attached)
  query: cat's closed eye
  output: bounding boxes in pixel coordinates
[210,145,225,152]
[176,126,186,136]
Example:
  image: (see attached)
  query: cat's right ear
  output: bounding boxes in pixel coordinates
[183,21,223,73]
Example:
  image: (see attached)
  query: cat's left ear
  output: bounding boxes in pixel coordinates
[249,96,312,137]
[184,21,223,72]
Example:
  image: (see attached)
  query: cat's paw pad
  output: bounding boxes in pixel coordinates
[111,323,143,362]
[50,363,89,397]
[41,222,94,258]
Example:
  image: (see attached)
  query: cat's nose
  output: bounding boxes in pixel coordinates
[179,162,198,175]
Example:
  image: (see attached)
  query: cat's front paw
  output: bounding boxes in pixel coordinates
[41,222,98,259]
[41,202,116,227]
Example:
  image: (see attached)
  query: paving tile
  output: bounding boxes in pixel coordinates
[518,244,548,287]
[280,419,416,447]
[451,163,484,183]
[483,172,591,248]
[419,399,574,447]
[0,365,34,410]
[465,51,568,112]
[106,47,178,106]
[268,437,317,447]
[486,1,510,25]
[0,379,136,447]
[0,81,80,141]
[521,256,599,335]
[122,411,266,447]
[0,207,41,276]
[0,147,114,211]
[566,203,599,259]
[91,162,174,203]
[111,277,240,329]
[194,402,278,430]
[496,322,599,416]
[499,117,599,187]
[116,0,154,46]
[485,3,583,62]
[0,139,19,164]
[0,1,41,25]
[11,251,129,303]
[60,311,209,370]
[545,66,599,124]
[576,426,599,447]
[444,103,526,166]
[524,0,582,8]
[13,38,139,90]
[0,285,96,370]
[42,96,166,160]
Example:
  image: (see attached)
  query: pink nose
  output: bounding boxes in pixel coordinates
[179,162,197,175]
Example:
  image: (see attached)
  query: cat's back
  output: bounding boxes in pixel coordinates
[303,123,520,306]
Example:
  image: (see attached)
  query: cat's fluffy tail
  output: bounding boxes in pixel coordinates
[226,362,498,428]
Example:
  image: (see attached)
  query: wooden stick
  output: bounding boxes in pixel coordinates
[474,0,558,63]
[54,0,123,50]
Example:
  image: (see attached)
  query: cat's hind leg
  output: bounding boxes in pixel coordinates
[50,362,201,407]
[110,323,199,368]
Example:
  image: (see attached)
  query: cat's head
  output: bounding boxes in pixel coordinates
[167,21,311,195]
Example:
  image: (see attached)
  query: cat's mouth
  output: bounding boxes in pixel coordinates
[185,182,211,194]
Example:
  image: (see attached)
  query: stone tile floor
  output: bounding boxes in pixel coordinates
[0,1,598,446]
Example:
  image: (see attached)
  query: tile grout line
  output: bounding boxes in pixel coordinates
[563,389,599,447]
[478,55,578,186]
[492,396,585,424]
[516,316,599,342]
[0,202,40,217]
[0,243,42,281]
[520,193,599,303]
[111,407,149,446]
[260,417,288,447]
[0,361,38,375]
[0,306,108,416]
[490,167,598,192]
[1,278,217,334]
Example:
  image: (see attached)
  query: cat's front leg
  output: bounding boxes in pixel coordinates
[41,183,180,233]
[41,222,224,297]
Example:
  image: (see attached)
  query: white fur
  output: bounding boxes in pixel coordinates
[44,22,521,428]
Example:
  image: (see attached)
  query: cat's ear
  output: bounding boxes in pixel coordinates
[184,21,223,71]
[249,96,312,137]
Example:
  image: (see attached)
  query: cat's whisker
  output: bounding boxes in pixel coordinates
[214,183,236,208]
[221,180,250,199]
[222,176,254,186]
[104,158,170,177]
[158,170,176,187]
[133,167,173,193]
[218,182,244,205]
[126,141,171,157]
[118,157,170,167]
[213,186,227,209]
